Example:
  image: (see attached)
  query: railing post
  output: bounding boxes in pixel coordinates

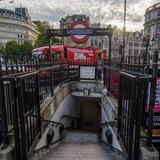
[17,78,27,160]
[108,36,112,66]
[10,78,22,160]
[0,80,9,146]
[117,74,122,135]
[49,37,54,96]
[0,56,2,77]
[146,51,158,146]
[36,74,41,137]
[107,35,112,95]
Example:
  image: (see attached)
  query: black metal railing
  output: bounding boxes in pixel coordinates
[38,68,52,103]
[0,57,38,77]
[16,72,41,159]
[0,60,81,160]
[123,54,151,74]
[0,77,17,145]
[117,72,153,160]
[103,52,159,159]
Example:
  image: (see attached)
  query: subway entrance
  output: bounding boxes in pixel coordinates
[79,102,101,132]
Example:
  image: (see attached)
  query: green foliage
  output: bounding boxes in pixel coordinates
[20,41,33,57]
[0,44,5,55]
[33,21,60,47]
[5,40,20,58]
[33,21,50,47]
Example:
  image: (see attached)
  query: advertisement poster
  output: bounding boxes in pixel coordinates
[146,78,160,128]
[147,78,160,112]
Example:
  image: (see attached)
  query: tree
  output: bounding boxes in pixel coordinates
[33,21,50,47]
[0,44,5,55]
[20,41,33,58]
[33,21,60,47]
[5,41,20,58]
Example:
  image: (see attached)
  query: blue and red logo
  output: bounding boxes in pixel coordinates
[68,20,90,44]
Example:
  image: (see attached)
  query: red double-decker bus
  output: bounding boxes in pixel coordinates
[32,44,107,63]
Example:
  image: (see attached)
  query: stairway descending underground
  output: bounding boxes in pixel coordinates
[33,130,125,160]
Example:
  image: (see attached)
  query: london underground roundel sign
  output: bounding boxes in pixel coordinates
[68,20,90,44]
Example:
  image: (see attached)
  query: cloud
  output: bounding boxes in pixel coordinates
[12,0,156,31]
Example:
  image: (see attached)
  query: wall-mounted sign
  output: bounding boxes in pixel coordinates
[47,28,113,37]
[80,66,96,80]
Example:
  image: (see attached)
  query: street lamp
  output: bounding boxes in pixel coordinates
[121,0,127,68]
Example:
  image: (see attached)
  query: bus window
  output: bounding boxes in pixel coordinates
[32,51,44,60]
[54,51,61,61]
[57,52,61,61]
[98,52,102,60]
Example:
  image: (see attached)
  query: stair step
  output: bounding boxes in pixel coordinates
[62,130,99,143]
[33,130,125,160]
[42,143,111,160]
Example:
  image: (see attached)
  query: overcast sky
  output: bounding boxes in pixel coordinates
[1,0,160,31]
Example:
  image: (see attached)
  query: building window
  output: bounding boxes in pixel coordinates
[148,13,151,19]
[129,42,133,47]
[141,43,145,47]
[129,49,132,55]
[134,43,139,47]
[134,49,139,55]
[140,50,144,55]
[156,24,160,32]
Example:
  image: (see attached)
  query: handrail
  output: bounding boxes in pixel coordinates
[59,79,70,87]
[24,113,62,126]
[32,138,61,157]
[24,113,79,126]
[61,114,79,120]
[27,113,79,158]
[100,121,116,127]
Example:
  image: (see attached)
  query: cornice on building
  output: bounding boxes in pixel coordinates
[0,7,38,45]
[145,2,160,14]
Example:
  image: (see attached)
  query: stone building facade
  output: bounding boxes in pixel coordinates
[0,8,38,45]
[103,28,145,61]
[144,2,160,57]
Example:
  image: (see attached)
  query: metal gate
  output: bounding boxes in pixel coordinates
[117,71,153,160]
[0,72,41,160]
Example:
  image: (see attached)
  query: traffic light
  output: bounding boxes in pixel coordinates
[64,47,67,59]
